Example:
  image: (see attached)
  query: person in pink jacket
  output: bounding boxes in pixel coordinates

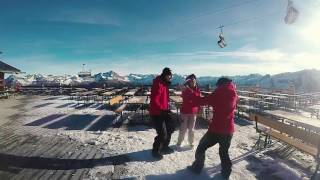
[176,74,200,148]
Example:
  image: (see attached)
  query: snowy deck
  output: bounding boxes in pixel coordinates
[0,95,317,179]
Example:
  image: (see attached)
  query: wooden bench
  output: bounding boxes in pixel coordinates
[0,91,9,99]
[249,112,320,178]
[112,103,127,124]
[109,95,124,106]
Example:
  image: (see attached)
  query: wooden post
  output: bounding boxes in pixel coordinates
[0,72,4,91]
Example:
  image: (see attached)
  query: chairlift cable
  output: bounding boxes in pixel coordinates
[168,10,282,44]
[165,0,264,35]
[183,0,263,24]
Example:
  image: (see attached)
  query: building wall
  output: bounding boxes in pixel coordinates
[0,72,4,91]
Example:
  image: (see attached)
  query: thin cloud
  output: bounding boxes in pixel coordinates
[46,9,121,26]
[168,49,288,62]
[6,48,320,77]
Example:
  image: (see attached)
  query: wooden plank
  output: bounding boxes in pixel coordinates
[170,96,182,104]
[1,136,29,152]
[268,130,318,156]
[255,93,287,99]
[265,110,320,131]
[39,142,80,180]
[308,104,320,110]
[44,142,81,179]
[115,104,127,114]
[75,149,99,180]
[238,95,259,101]
[173,91,182,95]
[127,96,147,104]
[0,134,20,148]
[10,136,57,180]
[250,113,320,147]
[103,91,115,96]
[30,142,77,180]
[60,150,89,180]
[109,95,124,106]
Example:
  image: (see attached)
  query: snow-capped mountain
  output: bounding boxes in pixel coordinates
[127,74,157,85]
[94,71,129,83]
[6,74,87,86]
[256,69,320,92]
[5,69,320,93]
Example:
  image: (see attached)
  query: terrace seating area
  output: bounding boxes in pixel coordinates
[1,84,320,179]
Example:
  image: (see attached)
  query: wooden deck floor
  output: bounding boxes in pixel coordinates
[0,96,131,180]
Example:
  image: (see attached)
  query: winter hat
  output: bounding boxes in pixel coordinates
[216,77,232,86]
[161,67,172,76]
[184,74,197,86]
[186,74,196,80]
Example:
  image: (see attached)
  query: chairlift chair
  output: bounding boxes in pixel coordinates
[284,0,299,24]
[217,25,227,48]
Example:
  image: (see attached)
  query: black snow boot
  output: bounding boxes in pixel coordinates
[187,165,201,174]
[221,169,231,180]
[161,146,174,154]
[152,150,163,160]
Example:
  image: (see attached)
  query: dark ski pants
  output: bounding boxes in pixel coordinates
[151,115,175,153]
[192,131,233,175]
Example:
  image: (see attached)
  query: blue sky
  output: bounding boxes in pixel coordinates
[1,0,320,76]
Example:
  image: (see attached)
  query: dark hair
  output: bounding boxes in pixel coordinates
[160,67,172,86]
[216,77,232,86]
[161,67,172,76]
[186,74,196,80]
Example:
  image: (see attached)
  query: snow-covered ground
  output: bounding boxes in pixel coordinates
[7,95,317,180]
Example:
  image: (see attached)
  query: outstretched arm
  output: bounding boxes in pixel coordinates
[192,93,215,106]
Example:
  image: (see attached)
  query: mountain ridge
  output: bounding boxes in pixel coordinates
[6,69,320,93]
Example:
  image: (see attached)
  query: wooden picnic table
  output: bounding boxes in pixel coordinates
[272,93,301,98]
[123,96,149,121]
[201,91,211,96]
[78,91,95,96]
[170,96,183,114]
[300,92,320,96]
[264,110,320,132]
[112,89,123,94]
[309,104,320,110]
[237,90,256,93]
[170,96,183,104]
[258,101,276,105]
[103,91,115,96]
[255,94,287,99]
[237,104,257,111]
[127,96,148,104]
[307,104,320,119]
[124,89,138,96]
[0,90,8,98]
[236,104,258,118]
[237,90,256,96]
[74,88,87,92]
[238,95,259,101]
[93,88,105,92]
